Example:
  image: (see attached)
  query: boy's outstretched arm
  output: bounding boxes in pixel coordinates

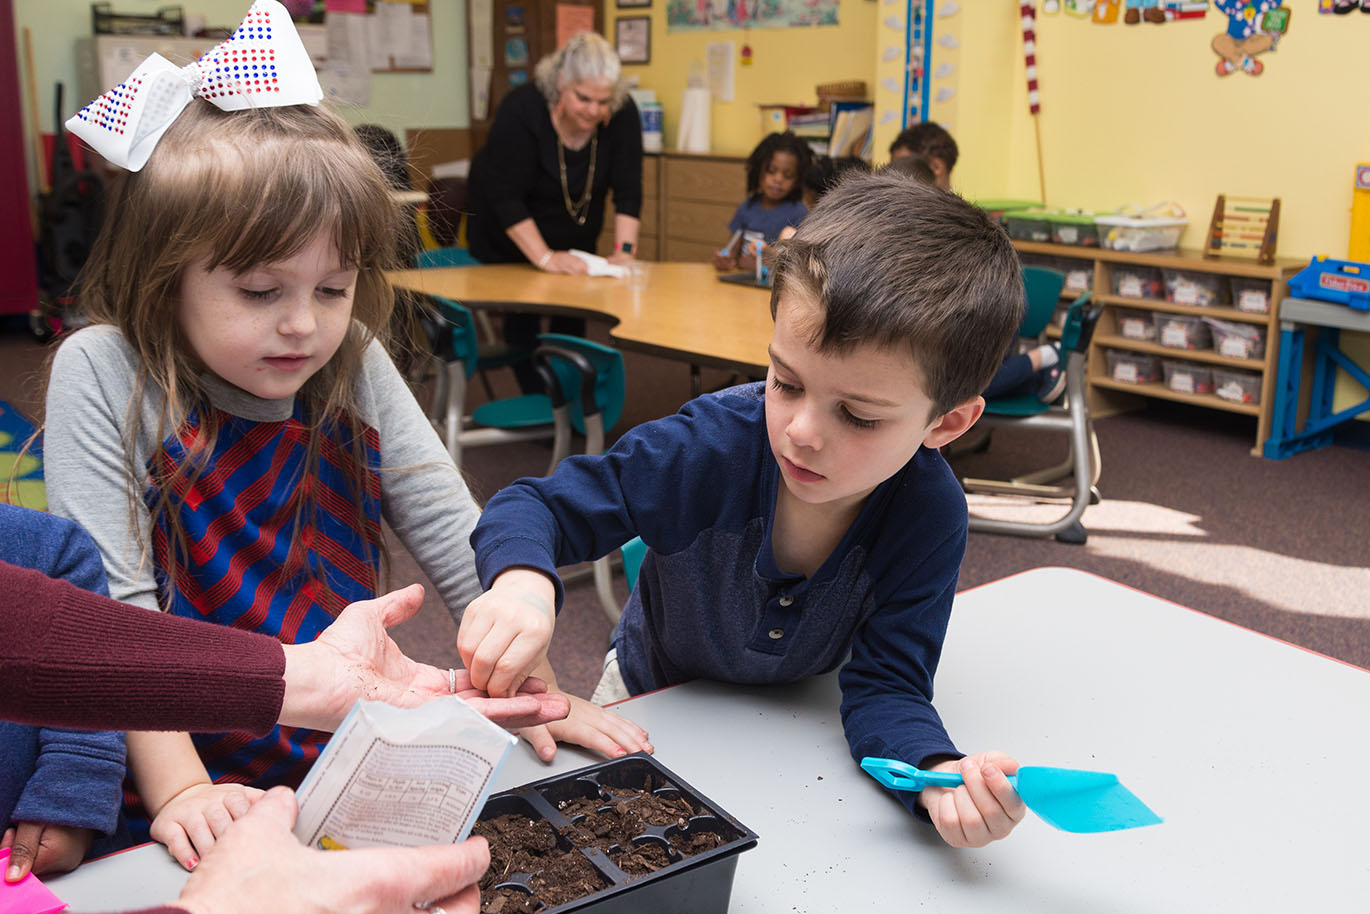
[916,751,1026,848]
[457,568,558,698]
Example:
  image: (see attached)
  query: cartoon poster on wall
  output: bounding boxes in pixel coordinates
[667,0,838,32]
[1212,1,1289,76]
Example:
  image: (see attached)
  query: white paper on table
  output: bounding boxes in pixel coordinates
[569,249,629,278]
[293,697,516,850]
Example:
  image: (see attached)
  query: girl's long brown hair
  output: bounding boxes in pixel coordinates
[72,100,400,607]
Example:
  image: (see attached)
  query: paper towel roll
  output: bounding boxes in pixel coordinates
[676,87,712,154]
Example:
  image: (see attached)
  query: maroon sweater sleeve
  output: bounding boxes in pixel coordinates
[0,561,285,734]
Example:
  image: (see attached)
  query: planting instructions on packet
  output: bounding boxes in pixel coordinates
[293,697,518,850]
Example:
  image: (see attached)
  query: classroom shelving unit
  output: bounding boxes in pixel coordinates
[1014,240,1304,456]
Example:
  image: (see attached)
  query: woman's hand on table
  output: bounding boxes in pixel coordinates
[916,751,1026,848]
[541,251,590,275]
[518,694,653,763]
[605,251,635,267]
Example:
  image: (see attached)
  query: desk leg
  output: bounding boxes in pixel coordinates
[691,364,702,398]
[1264,325,1306,458]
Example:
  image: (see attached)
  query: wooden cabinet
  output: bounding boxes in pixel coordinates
[595,153,659,260]
[1015,240,1301,456]
[659,153,746,262]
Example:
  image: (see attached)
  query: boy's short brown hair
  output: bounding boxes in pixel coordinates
[770,171,1024,417]
[889,122,959,173]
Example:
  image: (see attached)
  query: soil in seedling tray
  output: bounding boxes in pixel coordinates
[471,754,757,914]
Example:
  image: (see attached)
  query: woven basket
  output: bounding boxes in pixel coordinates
[815,80,867,110]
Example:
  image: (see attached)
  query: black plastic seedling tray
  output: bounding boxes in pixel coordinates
[474,753,758,914]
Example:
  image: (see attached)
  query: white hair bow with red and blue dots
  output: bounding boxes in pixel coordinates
[66,0,323,171]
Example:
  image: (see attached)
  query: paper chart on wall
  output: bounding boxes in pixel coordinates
[471,0,494,68]
[706,41,734,103]
[321,13,372,105]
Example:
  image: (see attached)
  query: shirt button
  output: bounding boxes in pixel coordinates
[768,628,784,639]
[778,596,794,607]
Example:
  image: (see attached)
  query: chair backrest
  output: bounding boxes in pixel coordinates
[536,333,627,435]
[415,246,482,269]
[431,296,480,379]
[1020,266,1067,339]
[621,536,646,592]
[1058,292,1097,354]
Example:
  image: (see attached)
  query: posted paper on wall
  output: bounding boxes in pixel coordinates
[294,697,517,850]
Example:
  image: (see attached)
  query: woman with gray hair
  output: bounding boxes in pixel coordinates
[467,32,644,392]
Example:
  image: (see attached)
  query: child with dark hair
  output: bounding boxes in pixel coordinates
[889,121,958,190]
[461,171,1035,849]
[881,152,937,186]
[713,131,812,271]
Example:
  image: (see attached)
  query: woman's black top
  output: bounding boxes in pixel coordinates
[467,83,643,264]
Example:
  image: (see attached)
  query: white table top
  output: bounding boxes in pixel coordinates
[48,568,1370,911]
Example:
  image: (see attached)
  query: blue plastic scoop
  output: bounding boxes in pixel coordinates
[860,757,1162,834]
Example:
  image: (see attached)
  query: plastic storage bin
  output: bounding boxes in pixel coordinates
[1112,266,1164,299]
[1163,269,1227,307]
[1106,349,1162,384]
[974,199,1041,226]
[1204,317,1266,360]
[1162,360,1214,395]
[1045,211,1100,247]
[1094,213,1188,252]
[473,754,758,914]
[1115,307,1156,341]
[1154,313,1212,350]
[1230,278,1271,314]
[1213,368,1262,404]
[1005,209,1052,243]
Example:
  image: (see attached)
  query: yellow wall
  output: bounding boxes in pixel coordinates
[608,0,876,159]
[953,1,1370,262]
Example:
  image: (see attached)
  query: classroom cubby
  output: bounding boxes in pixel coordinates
[1014,240,1302,456]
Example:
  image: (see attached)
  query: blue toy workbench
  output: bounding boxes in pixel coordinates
[1264,296,1370,459]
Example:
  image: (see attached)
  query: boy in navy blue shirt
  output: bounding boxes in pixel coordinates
[460,172,1029,847]
[1,504,126,882]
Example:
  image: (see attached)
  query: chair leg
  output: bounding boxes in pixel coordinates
[593,557,621,624]
[444,364,467,464]
[546,405,573,476]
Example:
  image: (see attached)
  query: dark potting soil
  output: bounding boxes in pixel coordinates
[473,786,726,912]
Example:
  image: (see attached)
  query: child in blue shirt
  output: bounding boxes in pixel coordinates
[713,131,811,272]
[0,504,126,882]
[460,171,1033,848]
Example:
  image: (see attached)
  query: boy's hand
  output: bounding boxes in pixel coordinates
[149,782,265,870]
[519,694,653,763]
[712,251,738,271]
[918,751,1026,848]
[2,822,94,882]
[457,568,557,698]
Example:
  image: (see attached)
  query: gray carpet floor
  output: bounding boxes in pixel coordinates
[4,319,1368,702]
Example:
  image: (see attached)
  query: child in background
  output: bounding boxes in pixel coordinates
[44,3,496,871]
[882,152,937,186]
[1,505,126,883]
[888,121,958,190]
[460,172,1032,848]
[713,131,812,272]
[801,154,872,210]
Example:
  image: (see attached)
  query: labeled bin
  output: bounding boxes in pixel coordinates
[1106,349,1162,384]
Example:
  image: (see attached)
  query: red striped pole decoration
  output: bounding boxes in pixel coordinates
[1021,1,1040,114]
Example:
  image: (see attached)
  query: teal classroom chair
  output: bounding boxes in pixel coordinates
[425,296,625,476]
[597,535,646,624]
[413,247,531,399]
[957,287,1103,545]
